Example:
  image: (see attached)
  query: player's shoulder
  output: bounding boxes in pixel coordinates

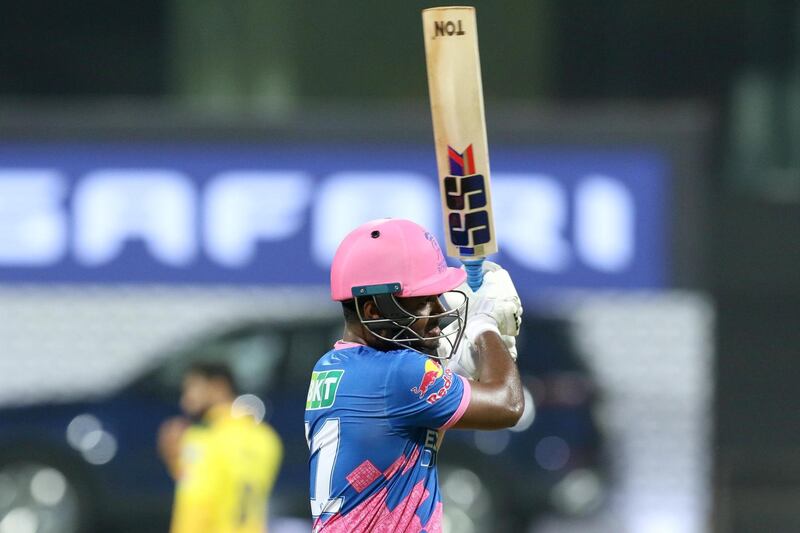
[387,348,439,368]
[306,346,420,406]
[389,347,431,362]
[183,422,211,442]
[385,349,446,384]
[313,342,407,373]
[313,343,362,367]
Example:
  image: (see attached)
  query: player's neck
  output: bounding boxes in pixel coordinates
[341,329,368,346]
[343,322,400,352]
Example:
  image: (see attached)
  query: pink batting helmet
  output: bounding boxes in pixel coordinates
[330,219,467,301]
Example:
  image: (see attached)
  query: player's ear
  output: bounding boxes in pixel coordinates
[362,298,382,320]
[431,294,446,313]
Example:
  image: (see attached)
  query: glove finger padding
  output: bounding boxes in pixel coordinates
[488,299,521,337]
[475,268,523,337]
[501,334,518,362]
[480,260,503,273]
[479,268,522,307]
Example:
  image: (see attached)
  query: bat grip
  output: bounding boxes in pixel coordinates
[463,259,484,292]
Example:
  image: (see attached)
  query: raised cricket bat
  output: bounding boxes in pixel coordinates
[422,6,497,291]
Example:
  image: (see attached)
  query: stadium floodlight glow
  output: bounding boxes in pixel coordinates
[535,435,571,471]
[65,414,102,451]
[232,394,267,423]
[80,431,118,466]
[29,468,67,507]
[473,430,511,455]
[0,507,38,533]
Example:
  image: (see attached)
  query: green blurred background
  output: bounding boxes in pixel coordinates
[3,0,800,193]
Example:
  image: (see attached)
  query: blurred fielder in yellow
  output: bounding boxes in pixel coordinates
[158,362,283,533]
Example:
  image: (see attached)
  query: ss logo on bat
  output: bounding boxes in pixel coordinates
[445,144,491,256]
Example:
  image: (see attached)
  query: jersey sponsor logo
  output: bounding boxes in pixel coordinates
[411,359,444,398]
[424,369,454,405]
[306,370,345,410]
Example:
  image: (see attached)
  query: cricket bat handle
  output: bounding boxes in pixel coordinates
[463,259,484,292]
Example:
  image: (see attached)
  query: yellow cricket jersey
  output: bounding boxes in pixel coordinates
[170,404,283,533]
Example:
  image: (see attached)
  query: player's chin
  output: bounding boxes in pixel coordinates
[417,339,441,356]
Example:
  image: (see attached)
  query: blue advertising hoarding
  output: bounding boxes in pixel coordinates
[0,143,668,297]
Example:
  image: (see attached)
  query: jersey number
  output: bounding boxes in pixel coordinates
[305,418,344,517]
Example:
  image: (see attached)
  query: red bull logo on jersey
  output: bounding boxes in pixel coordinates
[411,359,444,399]
[425,369,454,405]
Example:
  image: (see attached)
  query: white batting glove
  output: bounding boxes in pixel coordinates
[443,330,518,379]
[501,333,518,361]
[440,261,522,378]
[478,261,523,337]
[442,261,522,339]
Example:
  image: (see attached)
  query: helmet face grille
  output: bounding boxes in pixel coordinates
[355,290,468,360]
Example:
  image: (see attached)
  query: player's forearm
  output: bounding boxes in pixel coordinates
[473,331,524,425]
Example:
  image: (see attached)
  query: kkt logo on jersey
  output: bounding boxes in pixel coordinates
[411,359,443,398]
[306,370,345,410]
[444,145,492,257]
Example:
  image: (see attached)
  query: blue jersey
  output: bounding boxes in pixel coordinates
[304,341,472,533]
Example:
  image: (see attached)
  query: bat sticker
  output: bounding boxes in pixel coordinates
[444,145,491,255]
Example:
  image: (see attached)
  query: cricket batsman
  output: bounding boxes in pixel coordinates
[305,218,523,532]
